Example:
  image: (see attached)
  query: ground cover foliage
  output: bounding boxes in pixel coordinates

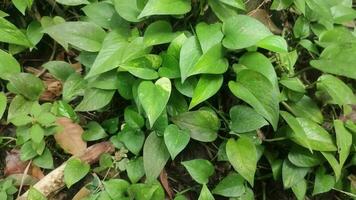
[0,0,356,199]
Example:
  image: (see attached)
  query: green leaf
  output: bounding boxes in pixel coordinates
[180,42,228,82]
[256,35,288,53]
[334,120,352,166]
[7,95,34,122]
[198,184,215,200]
[288,147,321,167]
[119,56,159,80]
[26,21,43,46]
[312,167,335,195]
[117,126,145,155]
[20,141,37,161]
[126,157,145,183]
[0,17,32,47]
[56,0,89,6]
[43,21,106,52]
[310,44,356,80]
[229,69,279,130]
[282,112,337,151]
[0,92,6,120]
[42,61,76,82]
[75,88,115,112]
[288,96,323,124]
[316,74,356,106]
[27,187,46,200]
[182,159,214,184]
[86,33,149,78]
[164,124,190,160]
[12,0,33,15]
[30,124,44,144]
[280,77,306,93]
[64,158,90,188]
[112,0,143,22]
[172,110,220,142]
[62,73,86,102]
[331,4,356,24]
[103,179,130,199]
[33,148,54,169]
[291,179,307,200]
[128,182,165,200]
[82,2,115,29]
[212,172,245,197]
[124,107,145,129]
[226,137,258,186]
[293,16,310,38]
[138,0,191,18]
[321,152,341,181]
[0,49,21,79]
[271,0,293,10]
[143,132,170,183]
[222,15,272,49]
[229,105,268,133]
[8,73,45,101]
[82,121,108,141]
[189,74,223,109]
[138,77,171,127]
[207,0,239,22]
[282,160,309,188]
[144,20,180,46]
[219,0,245,10]
[196,22,224,54]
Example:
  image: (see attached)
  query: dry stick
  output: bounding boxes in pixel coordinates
[17,142,115,200]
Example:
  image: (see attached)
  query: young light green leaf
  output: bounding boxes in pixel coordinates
[311,44,356,80]
[75,88,115,112]
[182,159,214,184]
[124,107,145,129]
[226,137,258,186]
[280,77,306,93]
[0,92,6,120]
[112,0,143,22]
[198,184,215,200]
[172,110,220,142]
[282,160,309,188]
[30,124,44,144]
[82,121,108,141]
[143,132,170,183]
[334,120,352,166]
[138,0,191,18]
[291,179,307,200]
[189,74,223,109]
[229,70,279,130]
[56,0,89,6]
[42,61,76,82]
[256,35,288,53]
[0,17,32,47]
[212,172,245,197]
[144,20,180,46]
[26,21,43,46]
[43,21,106,52]
[126,157,145,183]
[62,73,86,102]
[64,158,90,188]
[12,0,33,15]
[8,73,45,101]
[33,148,54,169]
[316,74,356,106]
[222,15,272,49]
[229,105,268,133]
[207,0,239,22]
[219,0,245,10]
[0,49,21,80]
[312,167,335,195]
[27,187,46,200]
[196,22,224,53]
[164,124,190,160]
[138,77,171,127]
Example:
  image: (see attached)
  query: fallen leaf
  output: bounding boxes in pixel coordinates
[55,117,87,155]
[72,186,91,200]
[159,168,173,200]
[4,149,28,176]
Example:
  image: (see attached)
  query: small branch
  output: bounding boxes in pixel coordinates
[17,142,115,200]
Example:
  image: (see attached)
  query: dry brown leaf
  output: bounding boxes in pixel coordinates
[55,117,87,155]
[4,149,28,176]
[249,9,282,34]
[72,187,91,200]
[159,168,173,200]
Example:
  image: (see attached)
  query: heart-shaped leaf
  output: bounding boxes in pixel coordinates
[164,124,190,160]
[182,159,214,184]
[229,105,268,133]
[64,158,90,188]
[144,20,180,46]
[0,49,21,79]
[138,77,171,127]
[138,0,191,18]
[226,137,258,186]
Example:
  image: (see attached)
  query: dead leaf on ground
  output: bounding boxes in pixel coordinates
[72,186,91,200]
[160,168,173,200]
[55,117,87,156]
[249,9,282,34]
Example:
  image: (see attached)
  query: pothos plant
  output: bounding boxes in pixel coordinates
[0,0,356,199]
